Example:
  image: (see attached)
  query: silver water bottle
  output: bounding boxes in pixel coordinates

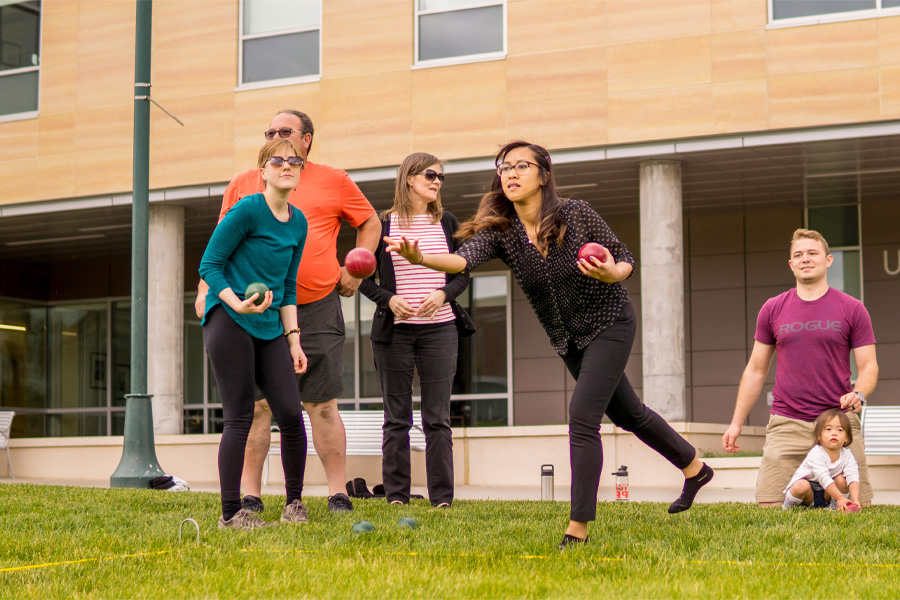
[541,464,554,500]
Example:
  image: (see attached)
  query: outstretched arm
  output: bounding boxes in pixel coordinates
[722,341,775,452]
[384,235,468,274]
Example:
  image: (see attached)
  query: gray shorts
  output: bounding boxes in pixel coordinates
[252,286,346,404]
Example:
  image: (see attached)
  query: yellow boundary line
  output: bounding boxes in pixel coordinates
[0,550,171,573]
[5,547,900,574]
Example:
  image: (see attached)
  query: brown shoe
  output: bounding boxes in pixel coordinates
[280,499,309,523]
[218,508,278,531]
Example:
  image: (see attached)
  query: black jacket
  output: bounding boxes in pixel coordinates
[359,212,473,343]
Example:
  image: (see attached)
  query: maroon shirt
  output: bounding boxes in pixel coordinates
[755,287,876,422]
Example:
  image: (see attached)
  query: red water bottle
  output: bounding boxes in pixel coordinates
[613,465,629,500]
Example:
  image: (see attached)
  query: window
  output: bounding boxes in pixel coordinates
[770,0,900,25]
[805,174,862,300]
[239,0,320,88]
[415,0,505,67]
[0,1,40,120]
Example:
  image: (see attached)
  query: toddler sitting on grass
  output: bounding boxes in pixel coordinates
[783,408,861,512]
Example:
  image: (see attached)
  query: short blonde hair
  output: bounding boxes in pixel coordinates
[257,138,302,169]
[790,228,830,256]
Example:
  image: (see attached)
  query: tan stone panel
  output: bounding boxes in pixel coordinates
[150,93,236,189]
[768,68,880,129]
[766,20,879,76]
[152,0,238,51]
[608,35,711,93]
[40,0,79,64]
[316,116,412,170]
[880,65,900,118]
[508,0,606,55]
[323,2,411,77]
[72,148,131,197]
[39,63,78,116]
[153,38,238,98]
[711,28,766,82]
[74,103,132,153]
[38,112,76,158]
[232,84,322,167]
[711,0,767,32]
[0,119,38,163]
[607,83,714,144]
[76,1,135,111]
[606,0,711,44]
[0,159,39,205]
[878,16,900,65]
[506,46,606,104]
[411,103,506,161]
[411,61,506,114]
[36,152,75,201]
[506,95,608,150]
[321,70,412,123]
[713,78,768,134]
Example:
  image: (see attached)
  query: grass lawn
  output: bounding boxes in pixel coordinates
[1,484,899,599]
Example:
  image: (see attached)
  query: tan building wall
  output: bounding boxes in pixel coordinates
[4,1,900,206]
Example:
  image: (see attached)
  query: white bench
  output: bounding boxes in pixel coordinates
[264,410,426,484]
[0,411,14,479]
[862,406,900,456]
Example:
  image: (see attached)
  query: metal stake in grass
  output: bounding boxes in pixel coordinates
[178,518,200,543]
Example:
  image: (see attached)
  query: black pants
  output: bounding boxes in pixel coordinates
[372,322,457,506]
[561,302,696,522]
[203,307,307,516]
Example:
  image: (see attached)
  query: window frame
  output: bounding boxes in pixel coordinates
[236,0,322,91]
[339,270,515,425]
[413,0,507,70]
[0,0,42,123]
[767,0,900,29]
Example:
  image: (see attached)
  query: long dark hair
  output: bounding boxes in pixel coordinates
[456,140,566,253]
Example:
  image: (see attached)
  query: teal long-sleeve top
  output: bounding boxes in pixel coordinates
[199,193,308,339]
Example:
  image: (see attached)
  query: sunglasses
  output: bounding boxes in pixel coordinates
[267,156,304,168]
[264,127,304,140]
[416,169,445,183]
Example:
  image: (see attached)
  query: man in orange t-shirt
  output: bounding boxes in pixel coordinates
[196,109,380,513]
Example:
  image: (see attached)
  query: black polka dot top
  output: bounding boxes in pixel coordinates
[456,199,634,356]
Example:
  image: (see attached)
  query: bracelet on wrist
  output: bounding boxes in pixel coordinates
[416,255,425,265]
[284,328,301,338]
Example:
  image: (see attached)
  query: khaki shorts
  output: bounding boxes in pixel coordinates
[756,413,873,504]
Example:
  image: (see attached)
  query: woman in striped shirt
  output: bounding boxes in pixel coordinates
[359,152,472,508]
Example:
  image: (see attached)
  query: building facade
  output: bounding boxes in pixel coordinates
[1,0,899,440]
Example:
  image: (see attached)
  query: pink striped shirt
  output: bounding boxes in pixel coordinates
[390,214,456,325]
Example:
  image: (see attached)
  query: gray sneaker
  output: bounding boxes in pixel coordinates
[218,508,278,531]
[241,495,265,514]
[327,493,353,512]
[281,499,309,523]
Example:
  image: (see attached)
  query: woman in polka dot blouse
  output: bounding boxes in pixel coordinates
[385,140,714,549]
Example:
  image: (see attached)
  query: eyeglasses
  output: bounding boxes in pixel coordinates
[267,156,304,168]
[416,169,445,183]
[497,161,541,177]
[264,127,304,140]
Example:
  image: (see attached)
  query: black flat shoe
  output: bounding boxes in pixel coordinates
[557,534,589,550]
[668,463,714,514]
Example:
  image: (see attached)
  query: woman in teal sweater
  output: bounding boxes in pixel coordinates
[199,138,309,530]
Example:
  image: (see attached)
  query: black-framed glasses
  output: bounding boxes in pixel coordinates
[264,127,304,140]
[497,161,540,177]
[416,169,445,183]
[267,156,304,168]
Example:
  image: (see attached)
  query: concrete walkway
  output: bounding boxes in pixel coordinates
[5,478,900,505]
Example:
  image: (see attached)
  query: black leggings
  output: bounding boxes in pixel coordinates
[203,307,307,517]
[561,302,696,522]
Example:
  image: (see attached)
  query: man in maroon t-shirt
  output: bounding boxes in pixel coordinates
[722,229,878,507]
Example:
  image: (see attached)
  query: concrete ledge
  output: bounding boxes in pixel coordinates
[4,423,895,493]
